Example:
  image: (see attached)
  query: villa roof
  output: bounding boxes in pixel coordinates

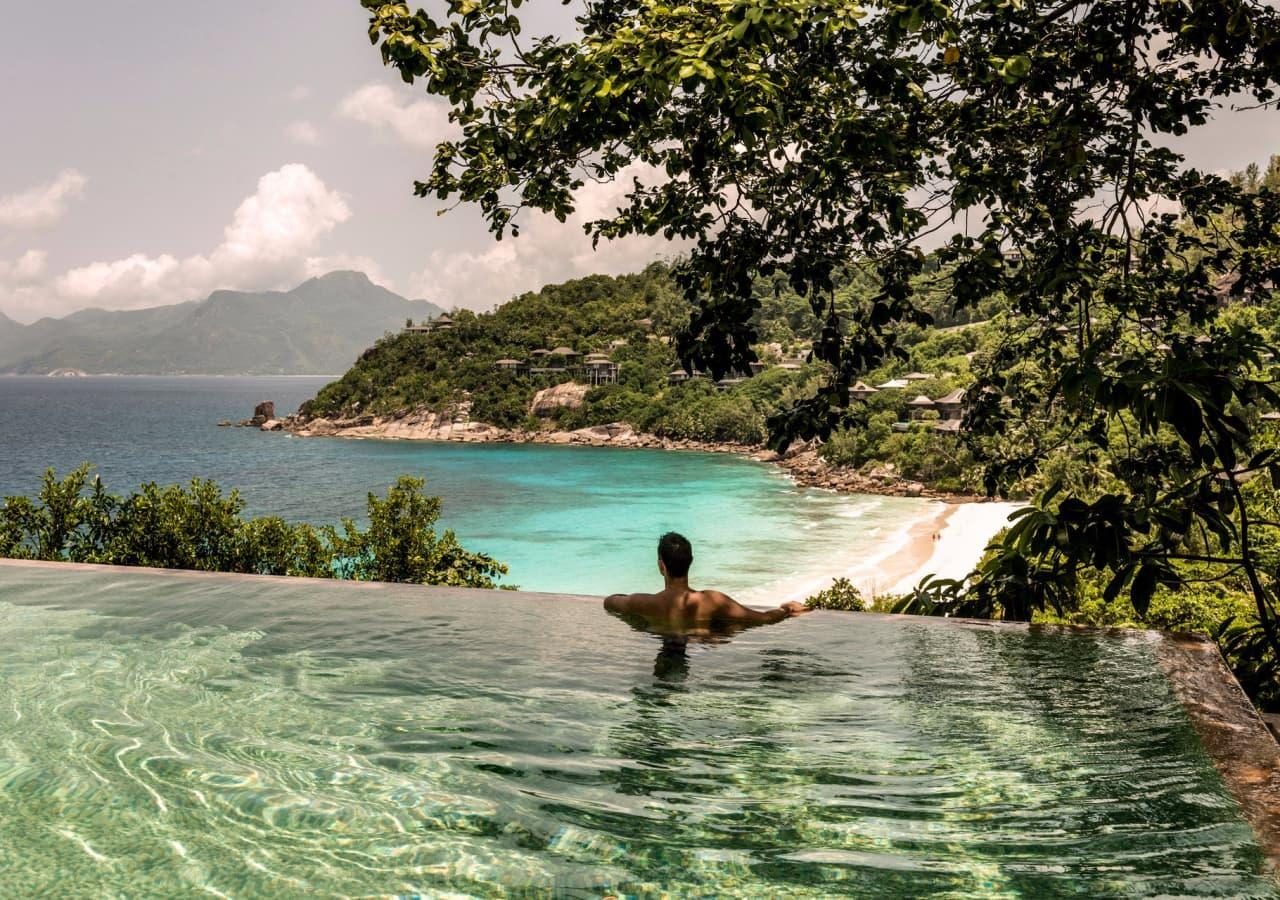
[849,381,878,394]
[435,314,453,323]
[494,358,522,365]
[934,419,962,433]
[936,388,966,405]
[903,372,933,381]
[530,348,551,355]
[549,346,579,355]
[877,378,910,390]
[907,394,936,407]
[1262,412,1280,421]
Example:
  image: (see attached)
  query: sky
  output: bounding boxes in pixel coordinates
[1,2,1278,324]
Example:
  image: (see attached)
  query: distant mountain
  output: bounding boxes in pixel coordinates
[0,272,445,375]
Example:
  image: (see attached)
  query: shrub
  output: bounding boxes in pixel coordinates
[0,466,508,589]
[804,577,866,611]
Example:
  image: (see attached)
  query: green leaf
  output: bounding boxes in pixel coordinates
[1130,565,1158,617]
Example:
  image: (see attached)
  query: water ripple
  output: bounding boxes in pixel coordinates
[0,571,1275,897]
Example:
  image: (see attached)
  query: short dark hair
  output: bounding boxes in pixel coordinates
[658,532,693,578]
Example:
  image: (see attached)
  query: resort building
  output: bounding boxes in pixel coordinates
[405,313,455,334]
[934,388,965,421]
[669,368,706,385]
[906,395,937,421]
[494,358,526,375]
[877,378,910,390]
[849,381,879,402]
[583,357,620,386]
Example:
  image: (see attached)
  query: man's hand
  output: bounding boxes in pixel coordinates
[780,601,809,617]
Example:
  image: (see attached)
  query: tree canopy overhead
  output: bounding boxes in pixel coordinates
[360,0,1280,692]
[361,0,1279,378]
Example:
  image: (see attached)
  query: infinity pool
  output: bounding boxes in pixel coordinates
[0,562,1275,897]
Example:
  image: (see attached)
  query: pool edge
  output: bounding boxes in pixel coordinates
[1155,631,1280,876]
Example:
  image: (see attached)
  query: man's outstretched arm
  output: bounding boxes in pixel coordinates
[710,593,808,625]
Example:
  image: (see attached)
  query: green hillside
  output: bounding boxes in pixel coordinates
[302,261,993,448]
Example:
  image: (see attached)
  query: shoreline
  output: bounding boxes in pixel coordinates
[272,409,1020,601]
[738,498,1019,606]
[273,410,989,503]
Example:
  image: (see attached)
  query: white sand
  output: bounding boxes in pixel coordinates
[881,501,1023,597]
[741,499,1024,607]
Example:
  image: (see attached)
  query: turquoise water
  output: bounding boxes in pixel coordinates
[0,375,933,597]
[0,563,1273,897]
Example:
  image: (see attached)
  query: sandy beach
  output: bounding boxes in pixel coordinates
[752,499,1022,606]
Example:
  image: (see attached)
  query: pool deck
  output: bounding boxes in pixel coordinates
[1,559,1278,875]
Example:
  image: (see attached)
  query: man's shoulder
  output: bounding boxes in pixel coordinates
[604,591,659,612]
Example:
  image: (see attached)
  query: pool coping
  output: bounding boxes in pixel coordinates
[1,560,1278,875]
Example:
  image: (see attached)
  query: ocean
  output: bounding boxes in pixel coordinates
[0,375,942,600]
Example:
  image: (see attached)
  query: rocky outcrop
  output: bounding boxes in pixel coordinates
[529,382,589,417]
[227,399,280,428]
[775,448,968,500]
[251,401,275,426]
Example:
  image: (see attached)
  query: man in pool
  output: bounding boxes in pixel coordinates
[604,532,809,627]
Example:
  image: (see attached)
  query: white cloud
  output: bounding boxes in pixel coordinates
[0,170,88,229]
[338,83,458,149]
[408,164,681,310]
[285,120,320,146]
[288,85,312,102]
[0,164,355,321]
[0,250,47,283]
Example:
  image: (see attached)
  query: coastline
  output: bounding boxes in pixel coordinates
[275,410,987,503]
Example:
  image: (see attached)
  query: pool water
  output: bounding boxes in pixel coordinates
[0,563,1274,898]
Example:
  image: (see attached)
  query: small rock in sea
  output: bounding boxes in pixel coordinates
[260,419,284,432]
[249,400,275,427]
[217,420,233,427]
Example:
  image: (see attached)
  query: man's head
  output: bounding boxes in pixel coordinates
[658,532,693,579]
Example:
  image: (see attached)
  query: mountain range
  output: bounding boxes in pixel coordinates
[0,272,444,375]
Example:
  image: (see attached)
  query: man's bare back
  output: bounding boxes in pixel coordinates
[605,532,807,627]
